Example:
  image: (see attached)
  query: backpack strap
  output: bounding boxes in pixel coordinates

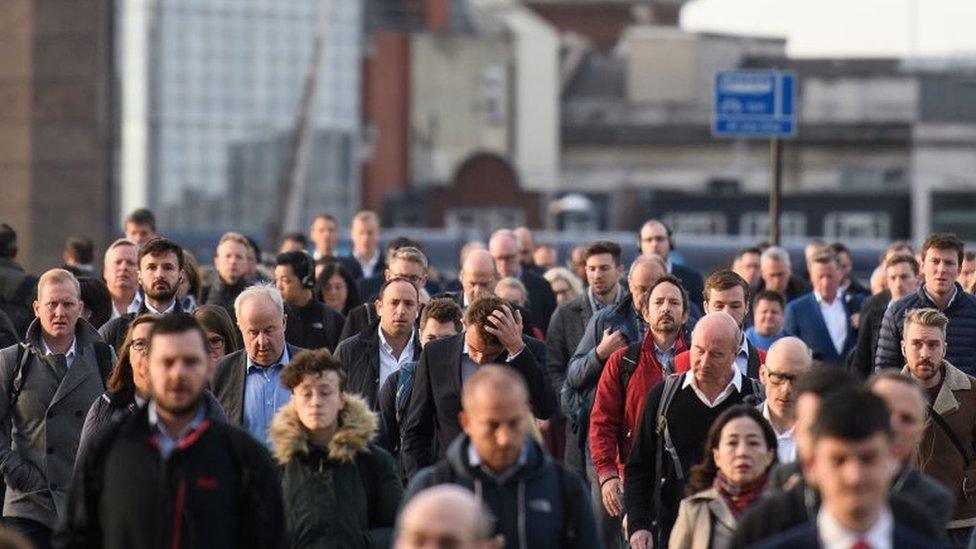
[618,340,643,403]
[9,343,35,408]
[929,405,972,468]
[555,463,580,549]
[92,341,114,387]
[652,373,684,546]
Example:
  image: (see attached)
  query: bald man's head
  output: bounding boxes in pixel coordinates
[761,337,812,423]
[460,365,531,474]
[765,337,813,372]
[689,312,741,390]
[461,249,498,303]
[628,254,667,313]
[692,311,741,352]
[488,230,520,278]
[396,485,498,549]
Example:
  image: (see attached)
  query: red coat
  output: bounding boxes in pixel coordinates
[673,346,766,376]
[589,331,688,483]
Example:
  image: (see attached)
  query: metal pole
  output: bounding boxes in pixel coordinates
[769,137,783,245]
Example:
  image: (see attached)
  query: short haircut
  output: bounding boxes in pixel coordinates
[281,232,307,247]
[138,237,184,270]
[389,246,429,272]
[464,295,511,348]
[631,254,666,278]
[125,208,156,230]
[378,277,420,302]
[352,210,380,227]
[496,277,527,300]
[313,212,336,224]
[280,348,345,391]
[217,231,250,250]
[543,267,583,296]
[735,247,762,261]
[828,242,851,257]
[642,274,688,314]
[809,248,839,267]
[585,241,622,265]
[275,250,314,282]
[866,370,926,404]
[420,297,463,333]
[813,388,891,442]
[903,307,949,340]
[78,276,112,328]
[65,236,94,264]
[761,246,791,267]
[234,282,284,320]
[703,269,750,305]
[921,233,965,266]
[882,240,914,262]
[753,289,785,311]
[885,253,919,276]
[37,268,80,299]
[793,367,859,400]
[147,312,207,353]
[461,364,529,411]
[106,238,137,253]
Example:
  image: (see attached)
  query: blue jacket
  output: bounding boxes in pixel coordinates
[783,292,859,366]
[876,283,976,375]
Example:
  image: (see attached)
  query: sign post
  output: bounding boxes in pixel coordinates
[712,70,797,245]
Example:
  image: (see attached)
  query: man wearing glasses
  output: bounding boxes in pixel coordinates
[0,269,113,548]
[758,337,812,463]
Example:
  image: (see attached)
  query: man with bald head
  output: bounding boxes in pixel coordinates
[758,337,812,463]
[625,313,764,548]
[638,219,704,305]
[395,485,502,549]
[488,229,556,332]
[404,365,599,549]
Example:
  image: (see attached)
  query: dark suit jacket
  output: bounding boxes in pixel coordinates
[751,275,813,305]
[333,321,421,410]
[783,292,859,366]
[847,290,891,378]
[520,269,557,333]
[545,295,594,398]
[98,300,185,352]
[400,332,556,476]
[212,344,305,426]
[671,262,704,306]
[753,520,941,549]
[340,254,386,283]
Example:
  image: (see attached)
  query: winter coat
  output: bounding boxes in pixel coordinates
[668,488,737,549]
[333,321,421,411]
[404,435,602,549]
[546,294,595,407]
[270,395,401,549]
[204,276,249,322]
[877,283,976,375]
[283,300,345,353]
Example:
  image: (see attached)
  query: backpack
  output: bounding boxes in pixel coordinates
[619,339,678,403]
[9,341,114,407]
[394,361,418,425]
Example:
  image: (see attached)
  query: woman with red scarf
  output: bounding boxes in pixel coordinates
[668,405,778,549]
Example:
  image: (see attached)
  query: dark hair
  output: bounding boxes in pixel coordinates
[78,277,113,329]
[794,367,860,400]
[281,232,308,248]
[378,277,420,301]
[921,233,965,266]
[687,405,778,493]
[147,312,207,354]
[192,305,241,354]
[280,348,345,391]
[828,242,851,258]
[276,250,315,286]
[464,295,510,348]
[704,269,750,305]
[313,213,336,224]
[752,289,785,311]
[736,247,762,261]
[584,241,622,265]
[966,251,976,263]
[108,314,160,400]
[314,262,362,315]
[420,297,463,333]
[182,251,203,303]
[641,274,688,314]
[813,388,891,442]
[885,253,920,277]
[65,236,94,264]
[0,223,16,258]
[125,208,156,231]
[244,235,262,258]
[138,237,184,270]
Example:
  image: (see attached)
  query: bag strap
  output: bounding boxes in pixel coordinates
[619,340,643,403]
[652,374,683,545]
[929,405,971,468]
[92,341,114,387]
[9,343,34,408]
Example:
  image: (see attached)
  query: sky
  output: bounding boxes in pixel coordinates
[681,0,976,58]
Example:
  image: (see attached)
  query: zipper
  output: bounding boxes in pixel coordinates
[171,478,186,549]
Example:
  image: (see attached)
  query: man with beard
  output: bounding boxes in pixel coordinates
[900,308,976,545]
[589,275,690,541]
[102,239,139,320]
[58,313,284,549]
[99,237,185,350]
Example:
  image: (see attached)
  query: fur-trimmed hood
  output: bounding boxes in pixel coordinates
[270,393,377,465]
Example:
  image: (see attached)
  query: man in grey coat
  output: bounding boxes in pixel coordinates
[0,269,112,547]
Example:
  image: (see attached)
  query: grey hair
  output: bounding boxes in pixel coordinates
[544,267,583,296]
[761,246,791,268]
[630,253,666,278]
[233,282,284,319]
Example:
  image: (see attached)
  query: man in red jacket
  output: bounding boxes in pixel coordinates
[589,274,690,524]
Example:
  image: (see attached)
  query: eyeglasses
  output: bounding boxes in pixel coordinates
[207,335,226,348]
[131,339,149,352]
[766,370,799,386]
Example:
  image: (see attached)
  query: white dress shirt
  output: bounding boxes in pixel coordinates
[815,291,848,355]
[378,325,416,389]
[761,401,797,463]
[356,248,382,278]
[682,367,743,408]
[42,337,77,369]
[818,506,893,549]
[734,333,751,376]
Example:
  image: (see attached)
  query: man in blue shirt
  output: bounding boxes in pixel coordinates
[746,290,787,351]
[213,283,304,446]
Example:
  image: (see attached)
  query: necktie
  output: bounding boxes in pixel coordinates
[850,539,871,549]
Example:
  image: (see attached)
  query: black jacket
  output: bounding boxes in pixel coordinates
[400,333,556,477]
[99,300,184,351]
[671,263,704,308]
[56,401,285,549]
[404,435,601,549]
[434,292,542,340]
[270,396,401,549]
[848,289,891,378]
[750,274,812,305]
[519,269,557,333]
[204,277,249,322]
[752,519,940,549]
[212,345,306,427]
[333,322,421,411]
[284,300,345,352]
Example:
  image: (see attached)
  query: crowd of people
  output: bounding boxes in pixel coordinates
[0,208,974,548]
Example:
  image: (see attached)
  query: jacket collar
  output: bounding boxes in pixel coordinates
[25,316,100,349]
[687,487,738,531]
[269,393,376,465]
[444,433,549,484]
[902,360,971,415]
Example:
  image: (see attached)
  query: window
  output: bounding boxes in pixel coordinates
[661,213,727,236]
[739,212,807,238]
[823,212,891,239]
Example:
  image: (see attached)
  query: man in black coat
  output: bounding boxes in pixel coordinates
[340,210,385,282]
[274,251,344,352]
[400,295,556,477]
[100,237,186,350]
[204,232,252,322]
[57,313,284,549]
[339,246,431,341]
[488,230,557,333]
[638,220,704,307]
[848,254,919,377]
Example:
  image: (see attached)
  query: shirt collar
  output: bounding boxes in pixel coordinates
[681,366,743,400]
[818,505,892,549]
[246,346,290,371]
[148,399,206,439]
[42,337,77,360]
[813,290,841,306]
[923,284,958,310]
[738,332,750,357]
[762,401,796,437]
[144,299,177,315]
[378,324,416,357]
[467,441,529,483]
[588,285,622,312]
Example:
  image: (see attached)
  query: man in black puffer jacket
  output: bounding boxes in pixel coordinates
[876,233,976,375]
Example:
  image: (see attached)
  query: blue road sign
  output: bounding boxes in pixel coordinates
[712,70,797,138]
